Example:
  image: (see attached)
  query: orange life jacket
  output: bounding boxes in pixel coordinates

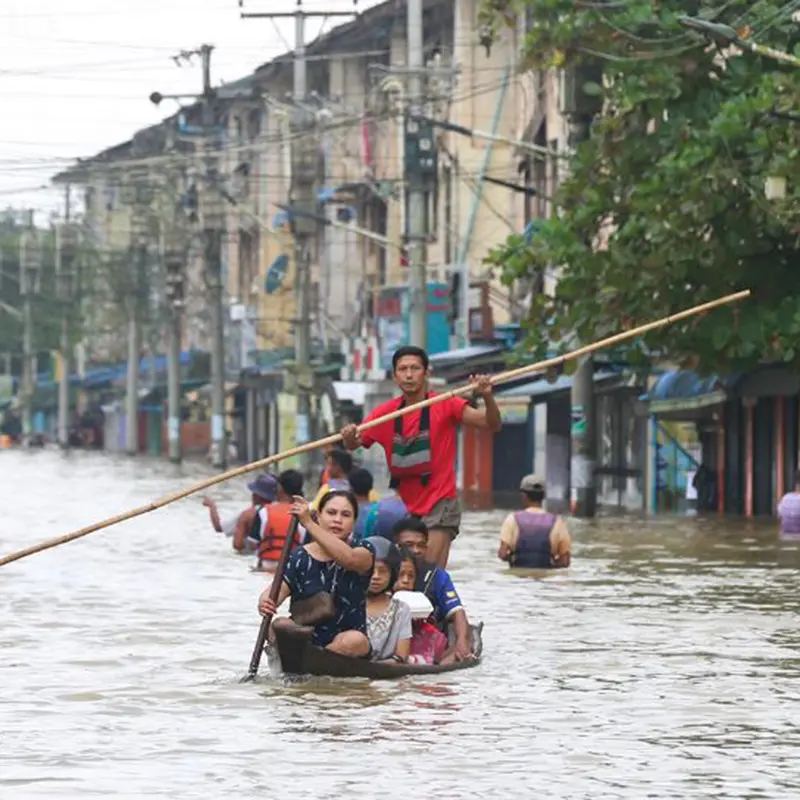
[256,502,299,563]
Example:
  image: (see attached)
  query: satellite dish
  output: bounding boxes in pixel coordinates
[264,253,289,295]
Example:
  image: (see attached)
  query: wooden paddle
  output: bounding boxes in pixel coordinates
[240,514,300,683]
[0,288,750,569]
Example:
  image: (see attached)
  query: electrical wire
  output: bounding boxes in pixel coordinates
[7,73,513,181]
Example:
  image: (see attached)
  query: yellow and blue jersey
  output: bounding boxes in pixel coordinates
[421,565,463,625]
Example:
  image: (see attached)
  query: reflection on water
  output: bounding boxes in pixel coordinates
[1,449,799,798]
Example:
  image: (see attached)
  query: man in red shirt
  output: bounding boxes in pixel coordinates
[341,345,501,568]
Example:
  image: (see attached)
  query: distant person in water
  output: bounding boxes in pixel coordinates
[349,467,378,543]
[370,494,409,540]
[202,471,281,539]
[312,449,379,509]
[777,470,800,536]
[311,448,353,508]
[202,494,240,537]
[231,473,281,554]
[246,470,306,568]
[497,475,571,569]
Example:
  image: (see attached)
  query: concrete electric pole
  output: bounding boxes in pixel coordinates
[151,45,227,467]
[240,1,357,477]
[404,0,433,350]
[161,138,188,466]
[566,65,602,518]
[56,186,76,448]
[125,144,154,458]
[197,44,228,470]
[164,226,184,464]
[19,211,40,443]
[125,240,146,457]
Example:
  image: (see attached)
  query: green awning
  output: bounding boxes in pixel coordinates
[648,389,727,415]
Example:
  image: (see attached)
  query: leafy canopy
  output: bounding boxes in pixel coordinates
[482,0,800,372]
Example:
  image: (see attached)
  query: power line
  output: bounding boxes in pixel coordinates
[24,75,512,176]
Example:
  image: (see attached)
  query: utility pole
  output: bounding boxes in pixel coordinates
[196,44,228,470]
[126,158,151,457]
[405,0,430,349]
[566,64,602,519]
[240,0,357,477]
[164,195,185,464]
[125,243,145,457]
[57,186,75,448]
[19,211,40,444]
[150,45,233,467]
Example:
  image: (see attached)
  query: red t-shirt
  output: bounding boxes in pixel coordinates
[360,393,467,516]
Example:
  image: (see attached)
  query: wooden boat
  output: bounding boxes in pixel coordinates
[272,617,483,679]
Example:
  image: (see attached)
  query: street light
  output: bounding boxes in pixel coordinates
[149,90,203,107]
[678,15,800,68]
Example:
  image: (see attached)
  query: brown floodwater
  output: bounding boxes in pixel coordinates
[1,449,799,798]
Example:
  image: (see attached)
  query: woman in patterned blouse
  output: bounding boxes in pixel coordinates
[258,490,376,657]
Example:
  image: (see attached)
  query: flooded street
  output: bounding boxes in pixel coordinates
[1,449,799,799]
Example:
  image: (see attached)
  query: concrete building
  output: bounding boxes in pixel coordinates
[52,0,575,369]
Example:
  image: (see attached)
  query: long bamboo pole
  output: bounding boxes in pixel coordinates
[0,289,749,568]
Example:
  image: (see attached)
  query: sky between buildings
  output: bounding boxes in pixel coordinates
[0,0,382,223]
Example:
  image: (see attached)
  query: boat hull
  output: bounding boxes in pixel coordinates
[272,618,483,679]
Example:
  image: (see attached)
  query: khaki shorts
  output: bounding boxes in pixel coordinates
[421,496,462,539]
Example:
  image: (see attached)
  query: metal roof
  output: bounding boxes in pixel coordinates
[497,370,622,400]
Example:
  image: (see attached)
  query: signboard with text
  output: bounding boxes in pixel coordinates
[375,283,450,371]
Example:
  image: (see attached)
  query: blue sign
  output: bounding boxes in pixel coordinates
[375,282,450,371]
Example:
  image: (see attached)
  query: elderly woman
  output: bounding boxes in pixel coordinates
[258,490,375,658]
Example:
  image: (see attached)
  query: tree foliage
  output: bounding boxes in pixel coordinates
[0,216,134,362]
[482,0,800,373]
[0,222,61,356]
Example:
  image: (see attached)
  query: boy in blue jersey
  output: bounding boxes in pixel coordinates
[390,517,473,663]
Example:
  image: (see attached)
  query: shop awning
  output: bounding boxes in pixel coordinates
[496,369,623,401]
[430,344,510,383]
[430,344,507,368]
[640,370,727,416]
[80,351,195,388]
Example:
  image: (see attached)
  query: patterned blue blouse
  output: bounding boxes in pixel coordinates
[282,540,376,647]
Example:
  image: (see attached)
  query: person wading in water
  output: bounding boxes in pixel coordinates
[777,470,800,538]
[232,471,304,561]
[497,475,572,569]
[341,345,502,569]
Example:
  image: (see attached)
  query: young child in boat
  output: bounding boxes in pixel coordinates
[391,517,473,664]
[394,548,448,665]
[365,538,412,663]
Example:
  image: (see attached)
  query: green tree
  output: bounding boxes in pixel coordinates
[482,0,800,372]
[0,216,134,369]
[0,222,61,360]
